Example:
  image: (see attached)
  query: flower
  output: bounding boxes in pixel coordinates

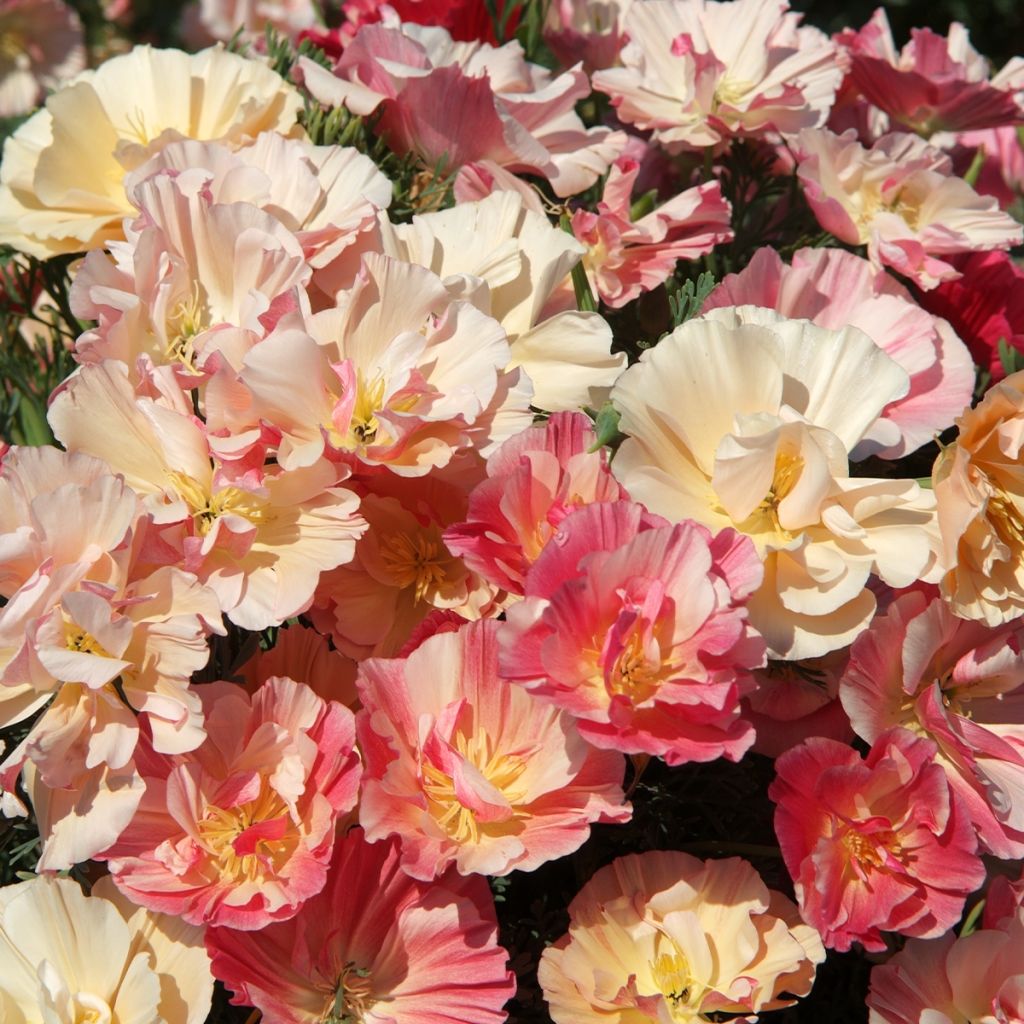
[0,874,213,1024]
[837,8,1024,135]
[0,44,303,258]
[355,618,630,878]
[195,0,318,42]
[571,158,733,308]
[867,907,1024,1024]
[704,246,975,459]
[770,728,985,952]
[610,306,940,660]
[917,251,1024,382]
[543,0,633,73]
[444,411,627,595]
[206,827,516,1024]
[101,676,361,930]
[298,18,623,197]
[795,128,1023,289]
[539,849,824,1022]
[499,501,765,765]
[841,588,1024,857]
[592,0,842,151]
[0,0,84,118]
[933,369,1024,625]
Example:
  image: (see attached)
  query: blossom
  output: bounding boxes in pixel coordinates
[543,0,633,74]
[0,874,213,1024]
[947,126,1024,208]
[770,728,985,952]
[918,251,1024,382]
[499,501,765,764]
[539,849,824,1022]
[0,0,84,118]
[795,128,1023,289]
[841,588,1024,857]
[592,0,842,151]
[444,411,627,595]
[48,359,367,631]
[207,827,515,1024]
[380,191,626,411]
[231,252,533,475]
[195,0,318,42]
[704,246,975,459]
[101,677,361,930]
[611,306,940,660]
[867,909,1024,1024]
[311,457,505,659]
[571,158,733,308]
[298,18,623,197]
[355,618,630,878]
[933,369,1024,625]
[0,44,303,258]
[837,8,1024,135]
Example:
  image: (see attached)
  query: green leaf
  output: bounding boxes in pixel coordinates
[587,402,622,452]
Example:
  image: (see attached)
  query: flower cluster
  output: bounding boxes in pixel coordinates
[0,0,1023,1020]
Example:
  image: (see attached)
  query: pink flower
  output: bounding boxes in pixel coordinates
[571,158,733,308]
[101,677,361,930]
[837,8,1024,135]
[443,412,627,596]
[795,128,1023,289]
[543,0,632,74]
[0,0,84,118]
[539,850,824,1023]
[948,126,1024,208]
[770,728,985,952]
[867,909,1024,1024]
[355,618,630,879]
[207,827,515,1024]
[593,0,842,151]
[499,501,765,765]
[841,588,1024,858]
[704,246,975,458]
[298,19,623,197]
[918,251,1024,382]
[195,0,318,43]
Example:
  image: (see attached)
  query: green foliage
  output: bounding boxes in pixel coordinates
[667,271,717,329]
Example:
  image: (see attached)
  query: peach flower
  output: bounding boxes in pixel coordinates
[539,849,824,1022]
[101,677,361,930]
[842,588,1024,858]
[0,0,84,118]
[934,369,1024,625]
[611,306,941,660]
[571,158,733,309]
[355,618,630,878]
[795,128,1023,289]
[299,17,623,197]
[0,44,303,258]
[867,908,1024,1024]
[379,191,627,411]
[704,246,975,459]
[444,411,627,596]
[0,874,213,1024]
[207,827,516,1024]
[770,728,985,952]
[499,501,765,765]
[592,0,842,151]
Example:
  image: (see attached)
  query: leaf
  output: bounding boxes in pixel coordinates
[587,402,622,452]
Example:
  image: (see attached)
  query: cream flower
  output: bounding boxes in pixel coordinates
[0,44,303,258]
[611,306,941,659]
[0,874,212,1024]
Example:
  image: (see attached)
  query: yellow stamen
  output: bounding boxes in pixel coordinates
[378,531,449,602]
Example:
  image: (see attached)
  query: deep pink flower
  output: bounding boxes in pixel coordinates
[837,8,1024,135]
[570,158,733,308]
[207,827,516,1024]
[770,728,985,952]
[704,246,975,458]
[443,412,627,596]
[100,677,361,930]
[841,588,1024,858]
[499,501,765,765]
[917,250,1024,382]
[356,618,630,879]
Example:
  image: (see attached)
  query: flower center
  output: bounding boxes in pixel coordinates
[651,949,702,1020]
[196,783,297,884]
[168,471,270,536]
[165,282,208,371]
[378,530,451,602]
[349,372,387,447]
[324,962,376,1024]
[64,626,111,658]
[988,488,1024,549]
[609,629,664,703]
[841,826,904,876]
